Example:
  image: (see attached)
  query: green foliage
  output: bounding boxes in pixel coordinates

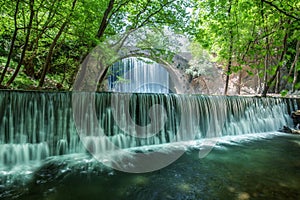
[246,70,254,76]
[0,0,192,90]
[232,66,242,73]
[295,82,300,90]
[116,75,130,84]
[185,41,214,77]
[191,0,300,94]
[0,0,299,95]
[280,89,288,97]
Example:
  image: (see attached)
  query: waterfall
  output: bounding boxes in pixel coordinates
[108,57,170,93]
[0,90,296,169]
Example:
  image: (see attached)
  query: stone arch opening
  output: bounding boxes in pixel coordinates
[107,55,193,94]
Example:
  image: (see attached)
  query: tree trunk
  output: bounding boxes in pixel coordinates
[6,0,35,86]
[224,0,233,95]
[0,0,20,85]
[224,38,233,95]
[237,70,242,94]
[256,69,261,93]
[262,28,289,97]
[275,69,280,93]
[260,0,270,96]
[38,0,77,87]
[262,50,269,93]
[96,0,115,39]
[292,40,300,92]
[24,0,58,77]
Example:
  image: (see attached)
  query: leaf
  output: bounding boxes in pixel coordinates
[247,70,254,76]
[295,82,300,89]
[280,89,288,97]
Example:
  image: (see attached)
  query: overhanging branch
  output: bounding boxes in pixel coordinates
[262,0,300,20]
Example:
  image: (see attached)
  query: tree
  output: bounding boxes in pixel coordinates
[0,0,192,89]
[224,0,234,95]
[73,0,192,90]
[6,0,35,86]
[191,0,300,96]
[38,0,77,87]
[0,0,20,86]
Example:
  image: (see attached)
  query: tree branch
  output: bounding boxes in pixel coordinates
[261,22,290,96]
[96,0,115,39]
[109,0,131,20]
[133,0,151,26]
[6,0,35,86]
[39,0,78,87]
[136,0,177,29]
[261,0,300,20]
[0,0,20,85]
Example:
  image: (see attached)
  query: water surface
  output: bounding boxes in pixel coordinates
[1,132,299,200]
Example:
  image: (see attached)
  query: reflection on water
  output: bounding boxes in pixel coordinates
[1,132,300,200]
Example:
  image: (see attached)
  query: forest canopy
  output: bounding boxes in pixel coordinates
[0,0,299,96]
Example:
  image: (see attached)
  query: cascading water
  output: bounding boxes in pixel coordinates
[0,90,296,169]
[108,57,170,93]
[1,90,299,199]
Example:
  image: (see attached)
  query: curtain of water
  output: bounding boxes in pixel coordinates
[108,57,169,93]
[0,91,295,167]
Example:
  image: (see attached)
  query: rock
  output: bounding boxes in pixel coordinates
[292,110,300,116]
[279,126,300,135]
[291,129,300,134]
[279,126,293,134]
[291,110,300,127]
